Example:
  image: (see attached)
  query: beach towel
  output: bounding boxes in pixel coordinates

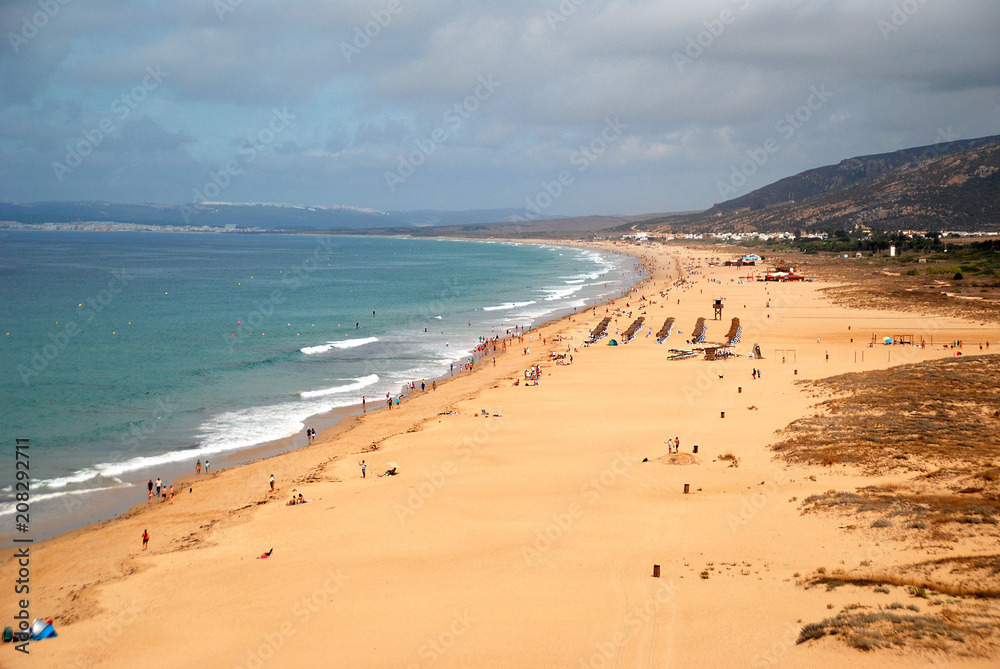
[30,619,57,640]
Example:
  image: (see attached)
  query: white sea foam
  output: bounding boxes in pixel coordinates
[18,393,369,498]
[300,336,379,354]
[0,484,133,518]
[331,336,379,349]
[541,284,585,301]
[300,374,379,398]
[483,301,536,311]
[300,343,335,354]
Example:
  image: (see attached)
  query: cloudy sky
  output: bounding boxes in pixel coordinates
[1,0,998,216]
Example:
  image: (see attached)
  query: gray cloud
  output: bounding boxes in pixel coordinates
[1,0,998,214]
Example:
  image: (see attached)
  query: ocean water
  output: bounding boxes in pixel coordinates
[0,231,638,541]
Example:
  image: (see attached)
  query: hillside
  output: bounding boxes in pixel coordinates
[708,135,1000,214]
[619,136,1000,236]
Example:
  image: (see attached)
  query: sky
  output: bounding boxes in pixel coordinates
[1,0,998,217]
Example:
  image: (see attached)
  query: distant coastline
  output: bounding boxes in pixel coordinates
[0,220,267,233]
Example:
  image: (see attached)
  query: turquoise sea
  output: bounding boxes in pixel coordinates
[0,231,638,541]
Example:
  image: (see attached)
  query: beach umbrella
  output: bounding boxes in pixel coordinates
[883,337,893,344]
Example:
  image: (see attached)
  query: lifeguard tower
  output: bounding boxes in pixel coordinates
[713,298,724,320]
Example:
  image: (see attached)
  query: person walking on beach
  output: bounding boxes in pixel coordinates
[204,460,210,473]
[169,485,174,504]
[361,460,366,478]
[362,396,366,411]
[148,488,153,503]
[142,529,149,551]
[155,478,162,497]
[196,459,202,474]
[269,474,275,492]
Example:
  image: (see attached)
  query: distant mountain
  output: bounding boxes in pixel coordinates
[0,201,525,231]
[708,135,1000,214]
[6,133,999,238]
[617,134,1000,236]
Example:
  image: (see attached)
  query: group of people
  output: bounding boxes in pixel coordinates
[195,459,209,474]
[146,477,174,504]
[751,368,762,379]
[666,437,681,454]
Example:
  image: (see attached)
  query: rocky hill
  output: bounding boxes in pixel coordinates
[622,135,1000,236]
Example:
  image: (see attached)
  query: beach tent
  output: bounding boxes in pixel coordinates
[883,337,893,344]
[30,619,57,640]
[607,339,618,346]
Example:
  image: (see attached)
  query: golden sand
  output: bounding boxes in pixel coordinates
[2,242,997,668]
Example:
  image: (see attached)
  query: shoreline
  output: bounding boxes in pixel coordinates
[5,240,995,667]
[0,238,649,548]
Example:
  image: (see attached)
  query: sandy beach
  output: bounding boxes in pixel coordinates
[2,242,998,668]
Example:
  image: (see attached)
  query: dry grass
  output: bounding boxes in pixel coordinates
[805,561,1000,600]
[778,355,1000,614]
[798,556,1000,655]
[718,452,740,468]
[775,356,1000,547]
[796,600,999,655]
[772,355,1000,493]
[775,252,1000,324]
[801,489,1000,527]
